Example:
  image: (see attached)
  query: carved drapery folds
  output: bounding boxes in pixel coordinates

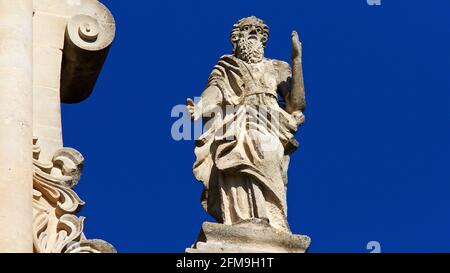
[32,137,116,253]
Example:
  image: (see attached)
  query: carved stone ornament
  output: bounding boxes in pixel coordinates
[32,137,116,253]
[0,0,116,253]
[30,0,116,253]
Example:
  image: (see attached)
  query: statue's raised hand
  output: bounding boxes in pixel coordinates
[186,98,199,121]
[291,31,302,61]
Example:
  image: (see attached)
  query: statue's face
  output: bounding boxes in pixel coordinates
[238,23,266,44]
[231,17,268,63]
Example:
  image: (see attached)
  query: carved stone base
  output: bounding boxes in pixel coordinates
[186,219,311,253]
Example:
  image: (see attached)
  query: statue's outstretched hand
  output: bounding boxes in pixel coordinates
[291,31,302,61]
[186,98,198,121]
[292,110,305,126]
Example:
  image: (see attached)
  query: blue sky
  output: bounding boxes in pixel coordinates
[61,0,450,253]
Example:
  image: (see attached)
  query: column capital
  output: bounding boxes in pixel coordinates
[34,0,116,103]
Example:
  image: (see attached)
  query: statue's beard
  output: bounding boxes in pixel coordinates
[235,38,264,64]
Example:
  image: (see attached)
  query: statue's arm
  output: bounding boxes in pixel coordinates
[187,85,222,121]
[286,31,306,114]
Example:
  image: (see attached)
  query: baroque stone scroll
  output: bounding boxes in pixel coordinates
[32,0,116,253]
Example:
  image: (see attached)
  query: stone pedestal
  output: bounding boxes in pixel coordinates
[187,219,311,253]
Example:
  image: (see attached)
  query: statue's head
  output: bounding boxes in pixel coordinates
[230,16,269,63]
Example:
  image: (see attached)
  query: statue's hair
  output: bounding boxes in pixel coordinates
[230,16,269,52]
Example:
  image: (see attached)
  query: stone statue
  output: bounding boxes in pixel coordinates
[186,16,310,253]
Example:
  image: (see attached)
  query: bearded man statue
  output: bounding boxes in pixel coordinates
[186,16,309,252]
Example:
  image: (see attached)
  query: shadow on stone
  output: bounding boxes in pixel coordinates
[187,219,311,253]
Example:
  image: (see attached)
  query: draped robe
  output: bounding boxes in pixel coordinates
[193,55,304,232]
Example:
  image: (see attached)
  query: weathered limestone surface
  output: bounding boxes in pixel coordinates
[0,0,116,253]
[187,220,311,253]
[186,16,309,253]
[33,0,116,164]
[0,0,34,253]
[31,0,116,253]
